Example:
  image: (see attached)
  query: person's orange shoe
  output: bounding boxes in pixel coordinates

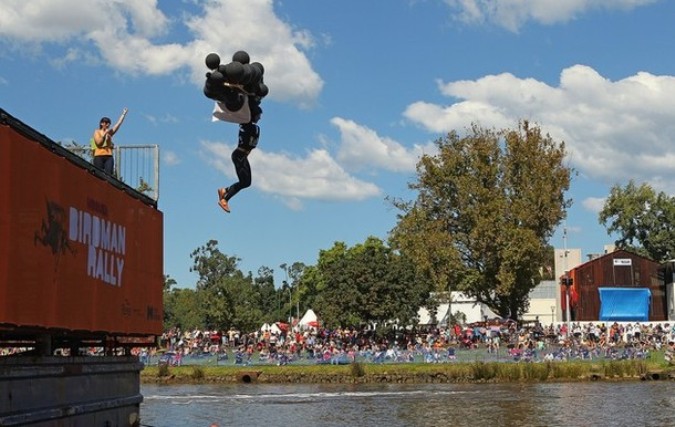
[218,198,230,213]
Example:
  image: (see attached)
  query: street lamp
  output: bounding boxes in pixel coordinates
[550,305,555,325]
[284,282,292,323]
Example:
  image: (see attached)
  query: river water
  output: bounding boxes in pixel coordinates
[140,381,674,427]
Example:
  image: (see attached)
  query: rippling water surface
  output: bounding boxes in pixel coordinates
[141,382,674,427]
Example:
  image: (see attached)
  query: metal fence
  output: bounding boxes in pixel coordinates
[114,145,160,202]
[66,144,160,202]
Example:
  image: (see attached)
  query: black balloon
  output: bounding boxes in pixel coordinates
[257,83,269,97]
[205,53,220,70]
[248,65,262,85]
[224,62,244,84]
[232,50,250,64]
[204,50,267,118]
[239,64,253,85]
[210,70,225,84]
[250,62,264,76]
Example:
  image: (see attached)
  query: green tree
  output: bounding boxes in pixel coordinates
[189,240,279,331]
[598,180,675,261]
[297,264,321,320]
[163,274,177,292]
[541,245,556,280]
[277,279,295,323]
[254,266,279,323]
[189,240,241,329]
[310,242,359,327]
[60,140,92,161]
[163,288,203,330]
[391,121,571,320]
[227,270,265,332]
[279,262,307,321]
[309,237,429,330]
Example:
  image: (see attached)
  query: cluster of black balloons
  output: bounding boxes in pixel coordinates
[203,50,268,122]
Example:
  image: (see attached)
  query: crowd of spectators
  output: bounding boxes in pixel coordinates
[141,320,675,366]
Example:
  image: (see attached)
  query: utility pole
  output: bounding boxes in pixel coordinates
[563,225,571,338]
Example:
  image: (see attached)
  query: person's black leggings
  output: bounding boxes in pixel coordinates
[225,148,251,201]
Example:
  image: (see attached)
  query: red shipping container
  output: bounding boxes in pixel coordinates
[0,109,163,336]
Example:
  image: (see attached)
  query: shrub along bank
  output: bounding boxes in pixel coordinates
[141,359,674,385]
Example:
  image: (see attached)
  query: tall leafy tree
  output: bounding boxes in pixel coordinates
[278,279,296,323]
[189,240,283,331]
[351,237,428,329]
[311,242,362,327]
[391,121,571,320]
[598,180,675,261]
[190,240,240,329]
[227,270,265,332]
[309,237,430,329]
[254,266,279,323]
[279,262,306,321]
[297,264,322,319]
[163,288,203,330]
[163,274,177,292]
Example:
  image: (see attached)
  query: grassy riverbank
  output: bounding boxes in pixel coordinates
[141,359,674,384]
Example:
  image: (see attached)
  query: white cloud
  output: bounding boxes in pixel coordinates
[444,0,659,32]
[193,115,436,207]
[0,0,170,52]
[144,113,179,126]
[163,150,180,166]
[330,117,437,173]
[183,0,323,105]
[404,65,675,193]
[582,197,606,214]
[0,0,323,105]
[200,141,381,207]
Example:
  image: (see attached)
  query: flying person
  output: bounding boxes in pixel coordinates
[217,122,260,213]
[203,50,268,213]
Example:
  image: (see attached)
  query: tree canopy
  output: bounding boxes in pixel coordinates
[390,121,571,319]
[300,237,431,331]
[598,180,675,262]
[164,238,430,333]
[162,240,286,332]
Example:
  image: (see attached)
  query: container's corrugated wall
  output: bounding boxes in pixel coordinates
[0,116,163,336]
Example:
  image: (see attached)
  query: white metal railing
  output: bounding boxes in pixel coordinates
[65,144,160,202]
[114,145,160,202]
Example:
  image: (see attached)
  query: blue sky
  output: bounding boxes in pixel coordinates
[1,0,672,288]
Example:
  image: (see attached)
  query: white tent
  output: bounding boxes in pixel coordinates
[260,323,271,332]
[418,292,498,325]
[418,304,450,325]
[298,308,319,327]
